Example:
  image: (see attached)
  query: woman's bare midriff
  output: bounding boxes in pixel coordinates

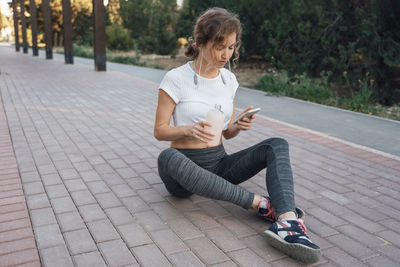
[170,136,222,149]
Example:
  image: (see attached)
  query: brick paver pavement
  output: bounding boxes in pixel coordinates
[1,46,400,266]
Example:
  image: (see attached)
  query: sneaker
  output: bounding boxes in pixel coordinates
[263,219,322,264]
[258,196,305,222]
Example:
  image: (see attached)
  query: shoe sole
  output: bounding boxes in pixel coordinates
[263,230,322,264]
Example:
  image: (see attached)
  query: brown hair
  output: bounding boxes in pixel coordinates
[185,7,242,65]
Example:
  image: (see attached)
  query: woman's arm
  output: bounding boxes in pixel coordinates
[154,89,214,142]
[222,97,255,140]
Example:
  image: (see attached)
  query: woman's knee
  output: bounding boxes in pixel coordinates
[263,137,289,149]
[158,148,179,169]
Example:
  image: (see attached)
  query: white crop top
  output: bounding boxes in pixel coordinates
[159,61,239,130]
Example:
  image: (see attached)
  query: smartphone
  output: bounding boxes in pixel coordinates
[233,108,261,124]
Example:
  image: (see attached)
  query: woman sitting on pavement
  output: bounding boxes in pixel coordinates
[154,7,321,264]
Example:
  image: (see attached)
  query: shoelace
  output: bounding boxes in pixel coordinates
[258,197,277,220]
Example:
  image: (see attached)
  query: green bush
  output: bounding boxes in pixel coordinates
[106,24,134,51]
[73,45,94,59]
[255,72,332,104]
[137,31,179,55]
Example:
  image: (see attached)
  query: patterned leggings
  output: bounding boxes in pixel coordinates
[157,138,295,216]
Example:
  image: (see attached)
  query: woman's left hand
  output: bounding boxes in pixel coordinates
[236,107,255,131]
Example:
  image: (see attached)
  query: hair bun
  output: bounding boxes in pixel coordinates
[184,37,199,59]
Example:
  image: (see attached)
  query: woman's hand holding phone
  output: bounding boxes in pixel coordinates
[233,106,260,131]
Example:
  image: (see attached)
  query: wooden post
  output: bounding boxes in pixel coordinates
[12,0,20,52]
[19,0,28,53]
[42,0,53,59]
[93,0,106,71]
[30,0,39,56]
[62,0,73,64]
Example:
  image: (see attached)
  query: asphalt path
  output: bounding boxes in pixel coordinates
[21,49,400,157]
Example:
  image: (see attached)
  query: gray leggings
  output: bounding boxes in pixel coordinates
[157,138,295,216]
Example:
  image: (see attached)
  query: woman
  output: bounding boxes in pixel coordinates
[154,7,321,264]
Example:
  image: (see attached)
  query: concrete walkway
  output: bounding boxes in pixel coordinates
[47,50,400,157]
[1,45,400,266]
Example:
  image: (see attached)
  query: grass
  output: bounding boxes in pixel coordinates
[54,45,166,70]
[255,71,400,121]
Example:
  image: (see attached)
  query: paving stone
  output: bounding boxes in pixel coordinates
[365,255,398,267]
[80,170,102,182]
[0,248,40,267]
[217,216,257,238]
[98,239,139,267]
[0,217,31,232]
[78,203,107,222]
[46,184,70,199]
[73,251,107,267]
[209,260,238,267]
[86,180,111,194]
[131,244,171,267]
[71,190,97,206]
[166,217,204,240]
[337,224,386,248]
[34,224,65,249]
[0,209,27,223]
[39,245,74,267]
[0,227,34,243]
[323,247,367,267]
[135,210,169,232]
[0,237,37,255]
[41,173,62,186]
[116,222,152,248]
[306,207,348,227]
[197,201,231,218]
[185,210,221,230]
[227,248,268,266]
[377,230,400,248]
[204,227,247,252]
[166,196,200,211]
[185,237,229,265]
[64,229,97,255]
[110,183,136,198]
[126,177,151,190]
[95,192,122,209]
[57,211,86,232]
[104,206,135,225]
[149,228,189,255]
[326,233,377,260]
[64,179,87,192]
[137,188,165,203]
[23,181,45,195]
[121,196,150,213]
[115,167,137,179]
[87,219,120,243]
[241,234,287,262]
[73,161,93,172]
[59,169,80,180]
[51,196,77,214]
[30,207,57,227]
[150,201,183,221]
[168,251,205,267]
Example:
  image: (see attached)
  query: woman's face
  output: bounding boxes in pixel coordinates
[200,32,237,69]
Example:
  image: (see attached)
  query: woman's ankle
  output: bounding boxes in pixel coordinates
[278,211,297,220]
[251,194,262,210]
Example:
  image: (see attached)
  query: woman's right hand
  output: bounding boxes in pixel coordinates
[186,121,215,143]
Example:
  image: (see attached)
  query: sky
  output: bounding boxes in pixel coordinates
[1,0,11,17]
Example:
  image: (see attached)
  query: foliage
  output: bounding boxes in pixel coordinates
[255,72,332,105]
[105,24,133,51]
[119,0,179,55]
[178,0,400,105]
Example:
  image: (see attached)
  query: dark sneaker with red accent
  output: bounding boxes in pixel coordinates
[263,219,322,264]
[257,196,305,222]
